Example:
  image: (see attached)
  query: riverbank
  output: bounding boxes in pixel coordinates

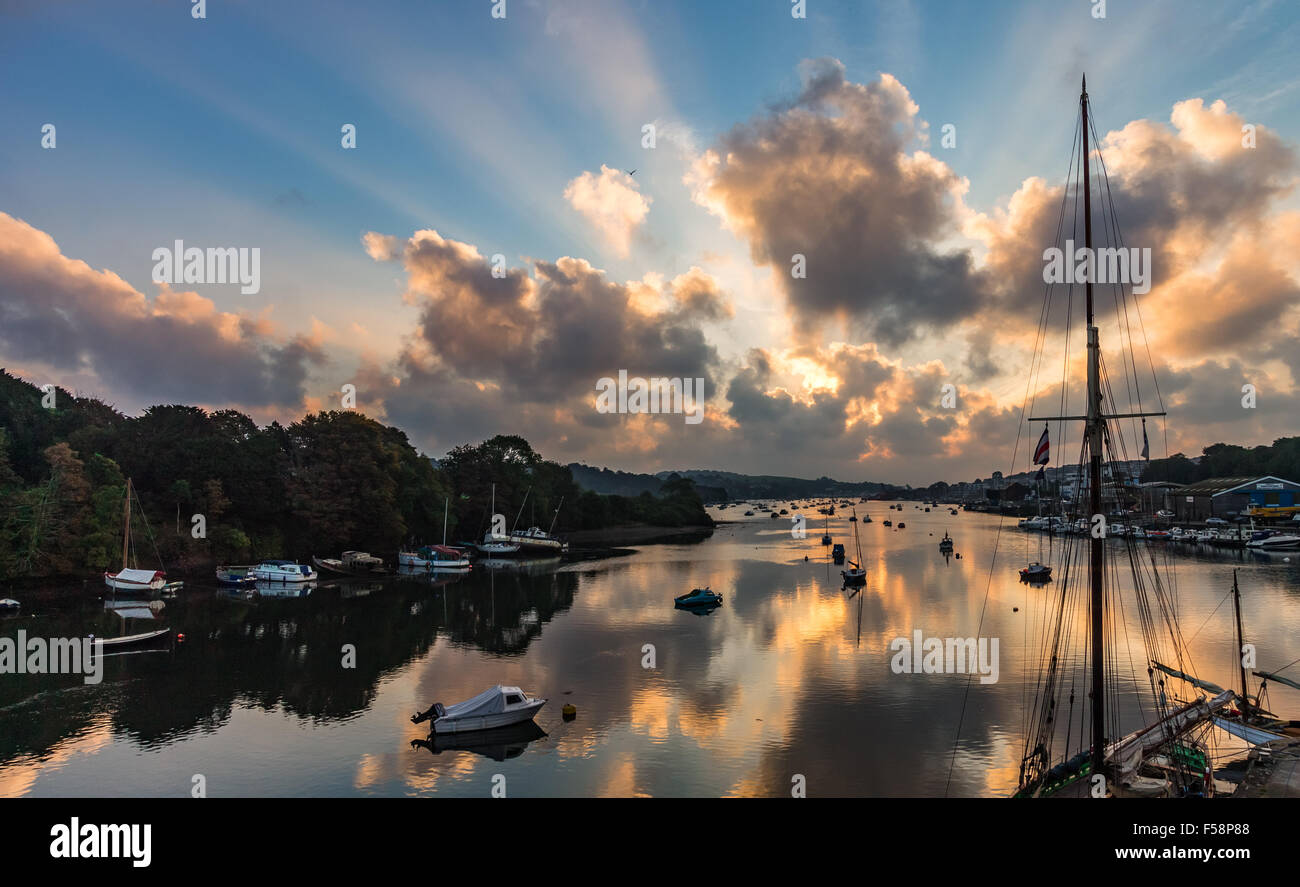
[565,524,715,547]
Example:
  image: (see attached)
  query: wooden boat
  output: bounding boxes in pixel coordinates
[313,551,390,576]
[412,685,547,734]
[104,478,179,595]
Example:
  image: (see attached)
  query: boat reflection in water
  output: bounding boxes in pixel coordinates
[410,721,548,762]
[97,599,171,650]
[252,581,315,599]
[478,556,562,574]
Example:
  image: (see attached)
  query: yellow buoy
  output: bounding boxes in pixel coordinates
[562,703,577,719]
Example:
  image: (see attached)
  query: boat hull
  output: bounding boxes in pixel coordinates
[432,700,546,734]
[250,564,318,582]
[104,573,166,593]
[95,628,171,648]
[312,556,390,577]
[675,593,722,607]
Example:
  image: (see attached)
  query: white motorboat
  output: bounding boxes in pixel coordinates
[411,685,547,734]
[1247,532,1300,551]
[250,560,318,582]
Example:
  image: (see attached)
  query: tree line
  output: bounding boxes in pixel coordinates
[1138,439,1300,485]
[0,371,712,580]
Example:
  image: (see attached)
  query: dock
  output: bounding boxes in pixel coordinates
[1234,736,1300,797]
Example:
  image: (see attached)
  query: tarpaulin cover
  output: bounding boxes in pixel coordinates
[109,569,162,585]
[442,685,522,719]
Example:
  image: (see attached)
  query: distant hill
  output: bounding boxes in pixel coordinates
[568,463,888,503]
[567,464,666,497]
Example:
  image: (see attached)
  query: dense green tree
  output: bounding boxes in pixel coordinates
[0,370,712,578]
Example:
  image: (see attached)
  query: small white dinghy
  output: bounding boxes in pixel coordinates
[105,567,167,593]
[412,684,547,734]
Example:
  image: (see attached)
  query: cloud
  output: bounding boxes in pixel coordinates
[358,227,729,455]
[563,165,651,257]
[362,232,404,262]
[0,212,324,410]
[969,94,1298,336]
[688,61,986,347]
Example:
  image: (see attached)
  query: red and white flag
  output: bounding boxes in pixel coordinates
[1033,426,1050,466]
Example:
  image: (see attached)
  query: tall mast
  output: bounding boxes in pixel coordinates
[1082,74,1107,780]
[1024,76,1168,795]
[548,496,564,536]
[1232,570,1249,717]
[512,487,530,532]
[442,497,449,546]
[121,477,132,570]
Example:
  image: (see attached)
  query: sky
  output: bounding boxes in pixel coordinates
[1,0,1298,485]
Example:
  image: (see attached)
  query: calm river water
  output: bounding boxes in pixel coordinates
[3,503,1299,797]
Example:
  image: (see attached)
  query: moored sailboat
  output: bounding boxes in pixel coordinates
[104,478,181,595]
[999,78,1228,798]
[841,507,866,587]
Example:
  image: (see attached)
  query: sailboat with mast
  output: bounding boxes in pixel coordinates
[399,497,472,568]
[479,484,568,555]
[841,507,866,587]
[1154,570,1300,745]
[478,483,522,556]
[104,478,181,595]
[1005,77,1235,798]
